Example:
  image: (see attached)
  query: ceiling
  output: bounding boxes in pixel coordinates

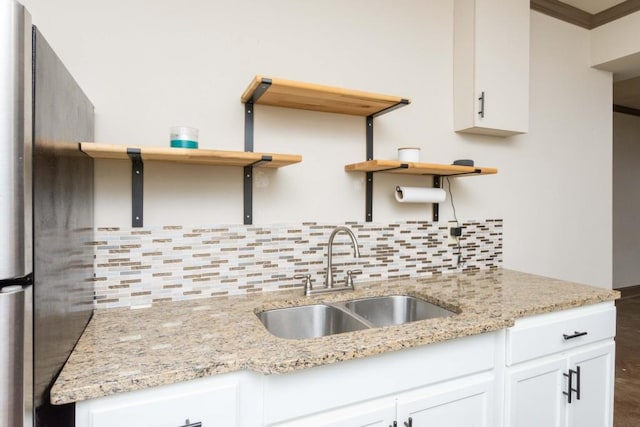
[560,0,627,14]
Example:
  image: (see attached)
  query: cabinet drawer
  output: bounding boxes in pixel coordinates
[506,303,616,366]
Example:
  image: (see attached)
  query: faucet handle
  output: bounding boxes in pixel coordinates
[294,274,314,295]
[345,270,362,288]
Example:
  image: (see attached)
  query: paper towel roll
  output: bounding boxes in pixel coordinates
[395,186,446,203]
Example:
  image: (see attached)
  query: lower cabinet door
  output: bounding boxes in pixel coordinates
[269,398,396,427]
[505,356,566,427]
[396,374,494,427]
[505,340,615,427]
[568,341,615,427]
[76,378,239,427]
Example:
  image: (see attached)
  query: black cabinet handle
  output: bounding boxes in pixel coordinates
[575,365,581,401]
[478,91,485,118]
[563,331,588,340]
[563,368,579,403]
[404,417,413,427]
[178,420,202,427]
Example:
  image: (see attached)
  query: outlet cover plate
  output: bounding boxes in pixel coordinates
[448,220,459,245]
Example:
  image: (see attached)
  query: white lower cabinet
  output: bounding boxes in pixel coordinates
[567,342,615,427]
[263,332,498,426]
[505,303,616,427]
[272,373,493,427]
[75,371,263,427]
[271,398,396,427]
[505,342,615,427]
[505,355,568,427]
[397,374,494,427]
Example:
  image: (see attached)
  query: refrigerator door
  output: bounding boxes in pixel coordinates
[32,26,95,426]
[0,0,32,281]
[0,286,25,427]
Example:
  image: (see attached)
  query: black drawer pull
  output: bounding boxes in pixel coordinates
[563,331,588,340]
[179,420,202,427]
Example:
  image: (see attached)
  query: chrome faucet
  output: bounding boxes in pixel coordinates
[325,226,360,289]
[294,226,362,296]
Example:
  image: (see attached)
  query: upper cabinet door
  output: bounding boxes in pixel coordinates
[454,0,530,137]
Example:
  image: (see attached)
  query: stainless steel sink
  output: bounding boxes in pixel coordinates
[344,295,455,327]
[257,304,369,340]
[257,295,456,339]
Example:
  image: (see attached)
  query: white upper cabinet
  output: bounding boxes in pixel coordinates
[453,0,530,137]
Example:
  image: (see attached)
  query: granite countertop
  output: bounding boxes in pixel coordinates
[51,269,619,405]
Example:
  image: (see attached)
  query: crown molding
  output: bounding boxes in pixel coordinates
[530,0,592,28]
[614,104,640,116]
[592,0,640,27]
[531,0,640,29]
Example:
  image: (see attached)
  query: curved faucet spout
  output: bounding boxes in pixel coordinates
[326,226,360,289]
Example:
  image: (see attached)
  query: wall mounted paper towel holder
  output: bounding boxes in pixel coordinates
[353,161,492,222]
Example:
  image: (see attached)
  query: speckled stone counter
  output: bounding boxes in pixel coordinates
[51,269,619,405]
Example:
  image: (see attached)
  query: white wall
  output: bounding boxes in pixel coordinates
[613,112,640,288]
[591,11,640,81]
[506,11,612,288]
[21,1,613,288]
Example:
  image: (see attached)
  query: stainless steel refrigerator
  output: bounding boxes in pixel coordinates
[1,1,95,426]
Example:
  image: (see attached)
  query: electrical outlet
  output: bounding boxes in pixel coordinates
[448,221,460,245]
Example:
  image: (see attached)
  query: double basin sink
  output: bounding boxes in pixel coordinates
[257,295,456,340]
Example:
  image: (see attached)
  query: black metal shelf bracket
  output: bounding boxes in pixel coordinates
[364,101,410,222]
[249,155,273,168]
[366,115,374,222]
[433,175,441,223]
[243,78,274,224]
[377,164,410,173]
[245,101,254,153]
[372,99,410,118]
[127,148,144,227]
[244,101,255,225]
[445,168,483,178]
[243,165,253,225]
[243,155,273,225]
[250,78,272,104]
[366,171,373,222]
[367,162,412,221]
[430,170,483,222]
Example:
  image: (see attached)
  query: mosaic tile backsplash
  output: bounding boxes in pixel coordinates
[92,220,502,309]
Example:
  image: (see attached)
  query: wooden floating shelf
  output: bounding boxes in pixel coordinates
[344,160,498,176]
[80,143,302,168]
[241,75,410,117]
